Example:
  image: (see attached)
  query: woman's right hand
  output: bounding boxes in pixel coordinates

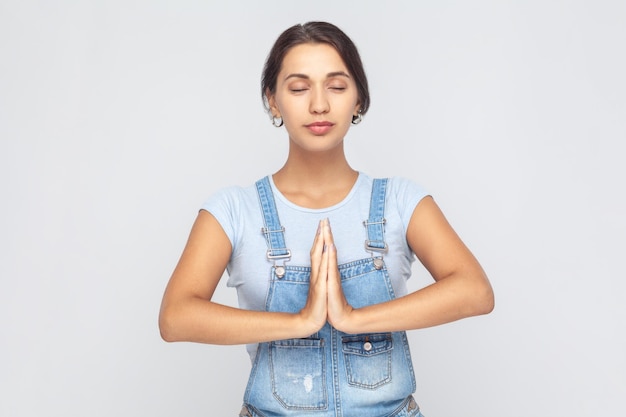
[299,219,330,333]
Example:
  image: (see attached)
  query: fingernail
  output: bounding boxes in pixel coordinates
[317,221,321,235]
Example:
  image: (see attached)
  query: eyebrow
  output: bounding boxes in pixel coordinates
[284,71,351,81]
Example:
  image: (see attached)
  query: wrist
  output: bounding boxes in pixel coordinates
[330,305,359,334]
[294,311,325,338]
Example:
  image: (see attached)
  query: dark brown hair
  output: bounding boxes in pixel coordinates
[261,22,370,116]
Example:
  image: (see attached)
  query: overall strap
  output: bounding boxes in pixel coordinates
[364,178,389,256]
[255,176,291,276]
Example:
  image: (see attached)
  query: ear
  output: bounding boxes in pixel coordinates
[353,99,361,117]
[265,88,280,117]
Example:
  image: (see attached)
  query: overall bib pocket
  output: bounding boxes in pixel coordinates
[342,333,393,389]
[269,338,328,410]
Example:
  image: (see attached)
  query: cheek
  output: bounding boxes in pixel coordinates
[274,94,296,115]
[278,102,307,123]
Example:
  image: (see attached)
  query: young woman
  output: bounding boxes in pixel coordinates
[159,21,494,417]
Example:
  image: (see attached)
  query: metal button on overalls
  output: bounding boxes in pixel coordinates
[408,396,418,411]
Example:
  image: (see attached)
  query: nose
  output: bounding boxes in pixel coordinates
[309,86,329,114]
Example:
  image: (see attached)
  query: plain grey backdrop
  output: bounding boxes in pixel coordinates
[1,0,624,416]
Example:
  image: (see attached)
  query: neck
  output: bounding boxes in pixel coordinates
[274,142,356,187]
[272,141,359,208]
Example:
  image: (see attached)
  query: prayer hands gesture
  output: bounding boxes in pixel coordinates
[300,219,354,333]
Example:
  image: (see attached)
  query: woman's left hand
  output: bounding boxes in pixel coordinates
[322,219,355,332]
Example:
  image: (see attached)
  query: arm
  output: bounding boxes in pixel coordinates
[327,196,494,334]
[158,210,327,345]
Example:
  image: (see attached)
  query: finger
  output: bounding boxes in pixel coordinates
[322,219,338,275]
[326,243,340,293]
[328,243,338,271]
[310,220,325,280]
[320,238,329,274]
[324,218,335,246]
[311,220,325,253]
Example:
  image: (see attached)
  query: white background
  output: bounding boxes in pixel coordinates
[1,1,625,416]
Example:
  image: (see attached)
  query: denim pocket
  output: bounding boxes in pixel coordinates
[342,333,393,389]
[269,338,327,410]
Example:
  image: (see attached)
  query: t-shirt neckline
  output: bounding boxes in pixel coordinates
[268,172,364,213]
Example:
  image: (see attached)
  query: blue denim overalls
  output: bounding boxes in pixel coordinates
[239,177,423,417]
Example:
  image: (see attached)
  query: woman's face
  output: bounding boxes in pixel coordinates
[268,43,360,154]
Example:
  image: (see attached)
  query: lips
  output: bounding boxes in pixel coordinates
[305,121,334,135]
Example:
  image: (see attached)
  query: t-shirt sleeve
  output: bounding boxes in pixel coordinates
[390,177,430,229]
[199,186,242,250]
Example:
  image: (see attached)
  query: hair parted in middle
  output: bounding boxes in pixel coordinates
[261,22,370,117]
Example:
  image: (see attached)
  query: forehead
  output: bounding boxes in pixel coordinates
[279,43,349,77]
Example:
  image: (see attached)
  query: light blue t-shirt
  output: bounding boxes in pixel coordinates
[202,173,429,360]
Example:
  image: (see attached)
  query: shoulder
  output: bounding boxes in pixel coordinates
[199,182,262,236]
[387,176,429,201]
[384,176,431,227]
[357,173,427,195]
[201,182,258,213]
[198,181,264,249]
[353,173,429,208]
